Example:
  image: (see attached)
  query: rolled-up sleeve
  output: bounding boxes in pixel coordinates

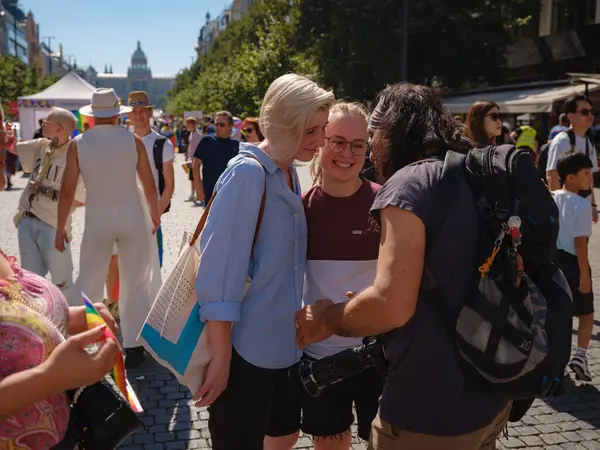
[195,157,265,322]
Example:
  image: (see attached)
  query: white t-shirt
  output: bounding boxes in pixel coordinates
[140,130,174,197]
[546,131,598,173]
[553,189,592,256]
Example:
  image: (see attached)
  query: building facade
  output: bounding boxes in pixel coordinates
[196,0,258,57]
[88,41,174,110]
[506,0,600,82]
[0,0,28,65]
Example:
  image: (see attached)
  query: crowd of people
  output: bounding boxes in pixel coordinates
[0,73,597,450]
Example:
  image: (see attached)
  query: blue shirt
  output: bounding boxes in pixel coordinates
[195,143,306,369]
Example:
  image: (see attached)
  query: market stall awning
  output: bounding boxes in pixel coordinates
[19,71,96,103]
[443,81,600,114]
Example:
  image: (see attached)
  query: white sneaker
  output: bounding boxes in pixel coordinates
[569,354,592,382]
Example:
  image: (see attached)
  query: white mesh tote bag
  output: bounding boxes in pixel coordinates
[138,156,266,394]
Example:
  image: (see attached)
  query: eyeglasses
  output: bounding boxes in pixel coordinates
[326,136,368,156]
[244,128,256,134]
[485,112,501,121]
[576,108,598,116]
[216,122,228,128]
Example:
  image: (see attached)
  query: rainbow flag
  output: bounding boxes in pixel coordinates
[83,294,143,413]
[182,160,192,174]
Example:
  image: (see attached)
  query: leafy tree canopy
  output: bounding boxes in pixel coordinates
[0,55,59,118]
[168,0,534,116]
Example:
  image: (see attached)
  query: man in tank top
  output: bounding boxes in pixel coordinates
[55,88,161,369]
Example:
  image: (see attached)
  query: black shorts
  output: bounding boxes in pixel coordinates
[298,355,383,441]
[556,250,594,316]
[208,348,300,450]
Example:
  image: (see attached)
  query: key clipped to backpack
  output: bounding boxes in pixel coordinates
[433,146,573,401]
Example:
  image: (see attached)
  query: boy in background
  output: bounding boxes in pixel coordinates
[554,150,595,381]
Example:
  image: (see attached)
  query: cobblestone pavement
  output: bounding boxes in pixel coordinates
[2,153,600,449]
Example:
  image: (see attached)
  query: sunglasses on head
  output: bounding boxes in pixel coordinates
[485,112,501,121]
[576,108,598,116]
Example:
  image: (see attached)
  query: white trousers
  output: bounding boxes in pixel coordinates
[76,197,161,348]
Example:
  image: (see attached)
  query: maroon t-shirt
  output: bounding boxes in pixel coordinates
[302,180,382,358]
[303,180,381,261]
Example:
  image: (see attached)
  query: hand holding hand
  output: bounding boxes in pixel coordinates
[43,326,119,391]
[295,298,334,349]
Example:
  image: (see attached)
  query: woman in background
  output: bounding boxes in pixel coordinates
[465,100,502,147]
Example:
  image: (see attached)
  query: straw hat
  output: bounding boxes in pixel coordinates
[80,88,132,118]
[127,91,153,109]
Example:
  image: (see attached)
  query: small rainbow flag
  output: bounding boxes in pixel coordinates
[182,160,192,174]
[83,294,143,413]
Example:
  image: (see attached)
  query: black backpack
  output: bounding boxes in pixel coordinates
[152,136,171,213]
[429,146,572,401]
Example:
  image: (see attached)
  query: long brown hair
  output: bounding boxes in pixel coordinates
[465,100,499,146]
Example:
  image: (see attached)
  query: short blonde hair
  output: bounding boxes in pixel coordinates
[310,101,370,185]
[260,74,335,161]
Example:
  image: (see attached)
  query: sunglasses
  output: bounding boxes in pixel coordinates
[216,122,229,128]
[244,128,256,134]
[485,112,501,121]
[576,108,598,116]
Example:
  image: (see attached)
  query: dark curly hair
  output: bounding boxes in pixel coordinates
[371,83,472,181]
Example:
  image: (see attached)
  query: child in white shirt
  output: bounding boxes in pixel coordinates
[553,150,595,381]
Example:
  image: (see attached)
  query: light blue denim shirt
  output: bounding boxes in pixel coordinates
[195,143,306,369]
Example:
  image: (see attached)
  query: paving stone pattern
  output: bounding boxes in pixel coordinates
[2,153,600,449]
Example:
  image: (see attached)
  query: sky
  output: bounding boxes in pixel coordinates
[20,0,231,76]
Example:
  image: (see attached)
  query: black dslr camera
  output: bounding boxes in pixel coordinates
[298,336,388,397]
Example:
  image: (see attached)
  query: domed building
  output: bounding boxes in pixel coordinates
[86,41,174,110]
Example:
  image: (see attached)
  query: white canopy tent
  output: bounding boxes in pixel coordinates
[443,81,600,115]
[18,72,96,140]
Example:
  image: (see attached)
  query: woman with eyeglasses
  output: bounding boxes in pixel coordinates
[243,117,264,143]
[465,100,502,147]
[287,101,382,449]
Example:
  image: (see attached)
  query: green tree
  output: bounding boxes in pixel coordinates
[167,0,318,117]
[295,0,535,99]
[0,55,59,118]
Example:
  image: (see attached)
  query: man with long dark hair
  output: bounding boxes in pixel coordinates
[296,83,509,449]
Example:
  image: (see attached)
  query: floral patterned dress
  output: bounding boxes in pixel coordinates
[0,253,71,450]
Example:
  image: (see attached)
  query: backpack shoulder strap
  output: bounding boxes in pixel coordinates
[425,150,466,256]
[567,129,576,150]
[153,136,167,172]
